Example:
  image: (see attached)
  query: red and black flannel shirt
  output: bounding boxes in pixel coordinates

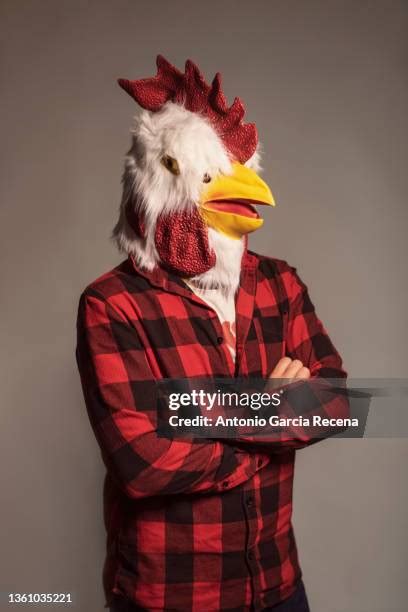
[76,249,347,611]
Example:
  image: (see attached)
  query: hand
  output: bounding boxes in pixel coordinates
[269,357,310,381]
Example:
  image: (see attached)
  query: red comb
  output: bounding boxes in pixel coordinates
[118,55,257,163]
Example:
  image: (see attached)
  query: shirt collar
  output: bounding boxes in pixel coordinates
[127,249,259,302]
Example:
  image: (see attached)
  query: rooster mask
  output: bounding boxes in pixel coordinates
[113,55,275,294]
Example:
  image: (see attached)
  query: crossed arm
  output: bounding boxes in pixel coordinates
[76,292,271,499]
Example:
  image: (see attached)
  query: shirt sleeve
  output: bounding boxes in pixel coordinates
[76,291,268,499]
[281,261,347,379]
[221,262,350,452]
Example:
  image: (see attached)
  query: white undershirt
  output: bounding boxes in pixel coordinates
[185,282,237,363]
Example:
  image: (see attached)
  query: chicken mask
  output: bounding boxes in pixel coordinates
[113,55,275,292]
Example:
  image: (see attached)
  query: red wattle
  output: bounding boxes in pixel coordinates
[154,210,216,276]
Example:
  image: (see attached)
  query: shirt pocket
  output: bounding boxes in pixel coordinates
[253,313,286,376]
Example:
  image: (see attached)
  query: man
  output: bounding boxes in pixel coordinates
[76,56,347,611]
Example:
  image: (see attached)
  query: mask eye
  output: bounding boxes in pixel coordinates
[161,155,180,176]
[203,173,211,183]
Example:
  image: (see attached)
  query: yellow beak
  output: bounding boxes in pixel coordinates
[199,163,275,240]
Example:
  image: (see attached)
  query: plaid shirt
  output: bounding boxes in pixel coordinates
[76,249,347,611]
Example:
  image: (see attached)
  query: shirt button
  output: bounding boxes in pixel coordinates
[257,458,264,467]
[222,480,229,488]
[217,336,224,344]
[246,497,254,508]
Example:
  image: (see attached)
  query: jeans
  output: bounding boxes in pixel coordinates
[264,580,310,611]
[109,579,310,612]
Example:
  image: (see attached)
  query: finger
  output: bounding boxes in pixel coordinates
[269,357,292,378]
[295,366,310,380]
[282,359,304,379]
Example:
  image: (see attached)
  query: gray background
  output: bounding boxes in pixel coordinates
[1,1,407,611]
